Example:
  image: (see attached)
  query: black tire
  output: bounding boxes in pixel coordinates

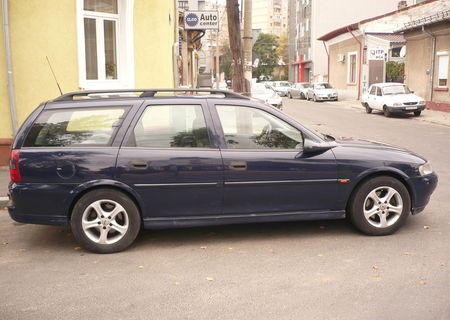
[347,176,411,236]
[414,110,421,116]
[365,103,372,114]
[313,95,317,102]
[300,93,305,99]
[288,92,292,99]
[383,106,391,117]
[71,189,141,253]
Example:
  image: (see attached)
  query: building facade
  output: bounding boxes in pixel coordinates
[318,0,449,100]
[0,0,177,165]
[400,11,450,110]
[288,0,407,83]
[253,0,288,36]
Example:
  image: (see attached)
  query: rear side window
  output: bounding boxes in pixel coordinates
[23,107,128,147]
[129,104,210,148]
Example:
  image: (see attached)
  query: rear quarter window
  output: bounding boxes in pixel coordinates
[23,106,129,147]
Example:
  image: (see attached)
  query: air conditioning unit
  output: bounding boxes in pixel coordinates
[337,54,345,62]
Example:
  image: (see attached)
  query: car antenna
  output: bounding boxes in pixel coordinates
[46,56,63,95]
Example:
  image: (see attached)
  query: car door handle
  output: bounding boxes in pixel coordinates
[130,160,148,170]
[229,161,247,171]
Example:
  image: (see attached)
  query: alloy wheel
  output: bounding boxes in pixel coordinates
[363,186,403,228]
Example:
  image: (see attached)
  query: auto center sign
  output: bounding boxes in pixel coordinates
[184,11,219,30]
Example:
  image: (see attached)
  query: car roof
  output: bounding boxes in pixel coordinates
[371,82,405,87]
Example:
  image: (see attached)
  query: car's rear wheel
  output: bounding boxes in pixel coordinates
[383,106,391,117]
[288,92,292,99]
[414,110,421,116]
[365,103,372,114]
[348,176,411,236]
[71,189,141,253]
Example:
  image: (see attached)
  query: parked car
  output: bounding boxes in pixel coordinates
[288,82,311,99]
[8,89,437,253]
[251,83,283,109]
[361,83,426,117]
[306,83,338,101]
[270,81,292,97]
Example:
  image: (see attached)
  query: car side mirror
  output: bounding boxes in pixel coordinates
[302,138,334,155]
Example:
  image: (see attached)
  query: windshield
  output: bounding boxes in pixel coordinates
[314,83,332,89]
[382,85,411,95]
[298,83,310,88]
[252,84,271,95]
[275,82,291,87]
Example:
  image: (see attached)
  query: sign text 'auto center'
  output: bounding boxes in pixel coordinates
[184,11,219,30]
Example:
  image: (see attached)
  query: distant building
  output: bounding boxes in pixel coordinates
[253,0,289,36]
[317,0,449,100]
[399,10,450,111]
[288,0,409,83]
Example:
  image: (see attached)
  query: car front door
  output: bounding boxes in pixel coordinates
[116,100,223,219]
[210,102,338,215]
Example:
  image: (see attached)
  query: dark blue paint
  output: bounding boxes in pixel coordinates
[8,96,438,229]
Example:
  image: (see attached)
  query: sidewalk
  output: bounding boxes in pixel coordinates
[327,100,450,127]
[0,168,8,208]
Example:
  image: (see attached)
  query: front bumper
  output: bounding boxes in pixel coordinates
[316,95,338,101]
[387,104,426,113]
[409,172,438,214]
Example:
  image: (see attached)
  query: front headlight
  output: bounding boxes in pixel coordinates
[393,103,402,107]
[418,100,425,105]
[419,162,433,176]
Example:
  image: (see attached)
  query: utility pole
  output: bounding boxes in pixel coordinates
[243,0,252,91]
[226,0,248,94]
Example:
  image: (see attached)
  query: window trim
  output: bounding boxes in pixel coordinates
[347,51,357,85]
[76,0,135,90]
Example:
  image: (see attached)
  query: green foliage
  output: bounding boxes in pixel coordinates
[220,42,232,80]
[252,33,279,79]
[386,61,405,82]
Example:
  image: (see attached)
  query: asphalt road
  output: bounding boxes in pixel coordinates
[1,98,449,320]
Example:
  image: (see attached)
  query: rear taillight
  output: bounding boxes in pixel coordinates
[9,149,21,182]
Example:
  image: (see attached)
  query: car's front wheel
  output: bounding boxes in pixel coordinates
[383,106,392,117]
[71,189,141,253]
[414,110,421,116]
[365,103,372,114]
[348,176,411,236]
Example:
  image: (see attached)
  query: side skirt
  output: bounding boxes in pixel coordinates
[143,210,346,229]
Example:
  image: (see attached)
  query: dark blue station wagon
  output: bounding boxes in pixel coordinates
[8,89,438,253]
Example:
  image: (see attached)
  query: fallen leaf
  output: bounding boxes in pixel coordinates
[372,266,379,270]
[1,242,8,245]
[137,265,144,269]
[317,254,324,257]
[74,247,81,251]
[403,252,412,255]
[206,277,214,281]
[419,280,427,285]
[200,246,208,249]
[174,281,180,286]
[19,248,26,252]
[268,248,274,253]
[228,247,234,250]
[319,226,326,229]
[423,226,430,229]
[372,273,380,278]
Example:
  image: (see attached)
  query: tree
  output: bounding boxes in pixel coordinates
[252,33,279,80]
[226,0,249,94]
[220,42,232,80]
[276,31,288,64]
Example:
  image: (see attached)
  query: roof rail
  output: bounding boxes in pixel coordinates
[52,88,249,101]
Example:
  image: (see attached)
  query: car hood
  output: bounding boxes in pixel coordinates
[384,93,423,103]
[274,87,290,92]
[332,137,425,160]
[315,89,337,94]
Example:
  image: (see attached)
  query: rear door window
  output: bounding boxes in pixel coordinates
[129,104,211,148]
[23,107,128,147]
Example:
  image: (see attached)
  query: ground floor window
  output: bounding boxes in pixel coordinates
[437,51,449,87]
[347,52,357,84]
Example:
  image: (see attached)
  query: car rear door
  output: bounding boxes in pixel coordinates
[210,101,338,215]
[115,99,224,219]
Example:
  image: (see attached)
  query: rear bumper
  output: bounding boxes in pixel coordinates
[8,206,68,225]
[387,104,426,113]
[409,172,438,214]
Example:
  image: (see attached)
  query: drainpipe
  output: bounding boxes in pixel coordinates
[422,26,436,102]
[347,26,362,100]
[322,41,329,82]
[2,0,18,135]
